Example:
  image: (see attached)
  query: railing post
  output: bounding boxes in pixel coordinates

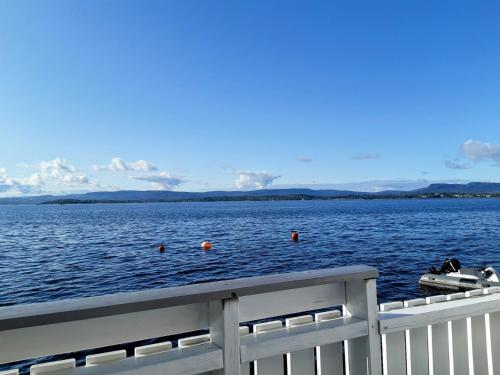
[344,278,381,375]
[210,297,241,375]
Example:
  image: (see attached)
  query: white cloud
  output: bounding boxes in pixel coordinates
[461,140,500,165]
[62,174,90,184]
[445,159,472,170]
[296,156,313,163]
[352,153,379,160]
[0,168,41,196]
[93,157,157,172]
[130,171,184,190]
[39,158,76,177]
[35,158,90,187]
[235,171,280,190]
[1,158,92,196]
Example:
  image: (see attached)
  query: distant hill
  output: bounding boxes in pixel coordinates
[413,182,500,194]
[62,188,365,201]
[1,182,500,205]
[0,188,366,205]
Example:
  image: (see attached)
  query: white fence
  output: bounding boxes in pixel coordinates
[1,266,500,375]
[0,266,380,375]
[379,287,500,375]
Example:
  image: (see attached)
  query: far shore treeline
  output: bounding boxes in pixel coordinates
[2,182,500,205]
[39,192,500,205]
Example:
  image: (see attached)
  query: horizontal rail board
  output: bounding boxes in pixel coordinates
[239,283,345,322]
[44,343,222,375]
[0,266,376,332]
[0,304,207,364]
[379,292,500,333]
[240,316,367,362]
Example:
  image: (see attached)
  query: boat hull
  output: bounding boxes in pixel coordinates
[419,273,500,291]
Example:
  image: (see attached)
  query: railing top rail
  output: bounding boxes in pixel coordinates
[379,291,500,333]
[0,265,377,331]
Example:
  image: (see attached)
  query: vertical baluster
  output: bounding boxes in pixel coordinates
[315,310,344,375]
[486,287,500,374]
[285,315,315,375]
[488,287,500,374]
[240,326,250,375]
[446,293,468,375]
[404,298,429,375]
[426,295,449,375]
[380,302,406,375]
[210,297,241,375]
[344,278,381,375]
[253,321,284,375]
[466,289,489,375]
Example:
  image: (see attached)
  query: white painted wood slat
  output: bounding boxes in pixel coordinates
[489,310,500,374]
[426,295,449,375]
[380,302,406,375]
[344,279,381,375]
[239,326,250,375]
[30,359,75,375]
[379,291,500,334]
[178,334,213,375]
[285,315,315,375]
[252,321,284,375]
[134,341,172,357]
[54,342,223,375]
[466,290,489,375]
[210,298,241,375]
[315,310,343,375]
[447,293,468,375]
[403,298,429,375]
[239,283,345,322]
[241,316,367,363]
[0,303,208,365]
[86,350,126,367]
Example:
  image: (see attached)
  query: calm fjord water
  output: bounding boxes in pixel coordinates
[1,199,500,305]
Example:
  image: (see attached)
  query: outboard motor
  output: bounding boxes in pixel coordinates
[440,258,461,273]
[483,266,500,282]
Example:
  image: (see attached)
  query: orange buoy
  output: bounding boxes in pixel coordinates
[158,243,166,252]
[201,241,212,251]
[291,231,299,241]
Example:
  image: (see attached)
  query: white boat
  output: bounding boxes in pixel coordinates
[419,258,500,291]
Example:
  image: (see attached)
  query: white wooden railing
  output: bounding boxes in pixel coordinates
[0,266,381,375]
[379,286,500,375]
[2,266,500,375]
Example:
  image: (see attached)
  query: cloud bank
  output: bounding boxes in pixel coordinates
[93,158,157,172]
[461,140,500,165]
[0,158,91,196]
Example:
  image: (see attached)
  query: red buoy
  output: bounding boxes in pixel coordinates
[158,243,165,252]
[201,241,212,251]
[291,231,299,241]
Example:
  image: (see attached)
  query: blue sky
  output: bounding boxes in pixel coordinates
[1,0,500,195]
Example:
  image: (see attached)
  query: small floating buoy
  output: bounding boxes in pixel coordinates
[158,243,165,252]
[201,241,212,251]
[291,231,299,241]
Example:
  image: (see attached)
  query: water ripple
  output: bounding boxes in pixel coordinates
[1,199,500,304]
